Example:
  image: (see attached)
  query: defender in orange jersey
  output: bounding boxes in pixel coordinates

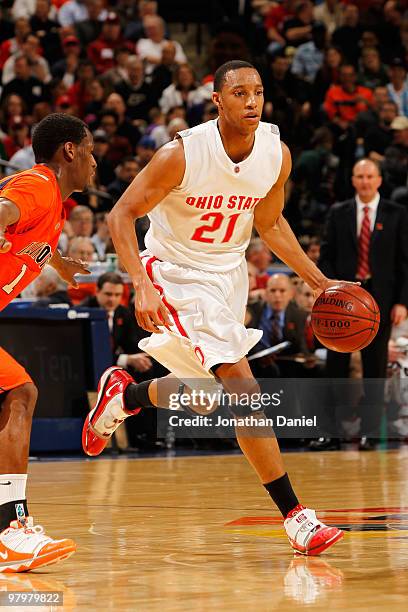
[0,113,96,572]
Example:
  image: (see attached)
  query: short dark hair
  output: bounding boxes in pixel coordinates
[213,60,257,92]
[97,272,123,290]
[32,113,88,163]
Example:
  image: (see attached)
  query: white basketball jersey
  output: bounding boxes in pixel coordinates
[144,119,282,272]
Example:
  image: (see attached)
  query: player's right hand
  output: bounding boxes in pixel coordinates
[134,276,173,334]
[0,234,12,253]
[313,278,360,300]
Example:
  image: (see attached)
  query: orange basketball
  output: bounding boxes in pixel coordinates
[311,283,380,353]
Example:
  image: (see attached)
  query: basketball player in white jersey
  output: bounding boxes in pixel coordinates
[82,61,344,556]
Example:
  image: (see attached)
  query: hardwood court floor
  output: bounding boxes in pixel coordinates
[5,449,408,611]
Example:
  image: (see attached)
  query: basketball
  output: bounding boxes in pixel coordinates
[311,283,380,352]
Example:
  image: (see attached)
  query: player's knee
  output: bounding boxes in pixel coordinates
[224,379,263,418]
[20,382,38,408]
[8,382,38,417]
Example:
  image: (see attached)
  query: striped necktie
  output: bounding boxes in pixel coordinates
[270,311,282,346]
[356,206,371,280]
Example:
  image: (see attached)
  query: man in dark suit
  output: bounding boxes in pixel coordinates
[249,273,309,377]
[314,158,408,450]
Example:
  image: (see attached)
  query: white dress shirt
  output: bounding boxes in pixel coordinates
[107,310,114,332]
[356,192,380,236]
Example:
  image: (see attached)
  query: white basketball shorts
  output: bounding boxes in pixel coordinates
[138,252,262,383]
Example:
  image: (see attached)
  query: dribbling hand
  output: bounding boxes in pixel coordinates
[313,278,360,301]
[134,276,173,334]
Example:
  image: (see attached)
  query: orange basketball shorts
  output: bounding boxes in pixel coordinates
[0,346,33,393]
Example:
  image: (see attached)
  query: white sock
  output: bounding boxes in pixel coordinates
[0,474,27,505]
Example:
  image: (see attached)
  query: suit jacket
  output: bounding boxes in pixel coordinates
[79,297,140,358]
[319,197,408,316]
[248,300,309,355]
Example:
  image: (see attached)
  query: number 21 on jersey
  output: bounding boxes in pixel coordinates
[191,212,240,244]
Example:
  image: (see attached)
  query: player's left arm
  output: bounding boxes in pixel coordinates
[254,143,340,297]
[0,197,21,253]
[49,249,90,289]
[1,193,89,286]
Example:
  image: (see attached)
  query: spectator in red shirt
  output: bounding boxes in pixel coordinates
[324,63,374,198]
[87,12,132,74]
[324,63,373,128]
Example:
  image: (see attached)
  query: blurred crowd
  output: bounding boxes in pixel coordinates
[1,1,408,247]
[2,0,408,449]
[1,1,408,238]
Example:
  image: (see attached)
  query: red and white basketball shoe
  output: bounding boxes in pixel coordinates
[82,366,141,457]
[284,506,343,556]
[0,518,76,573]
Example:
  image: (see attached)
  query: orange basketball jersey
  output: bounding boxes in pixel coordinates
[0,165,64,310]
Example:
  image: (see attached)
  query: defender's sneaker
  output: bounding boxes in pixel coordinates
[0,518,76,573]
[82,366,140,456]
[284,506,343,556]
